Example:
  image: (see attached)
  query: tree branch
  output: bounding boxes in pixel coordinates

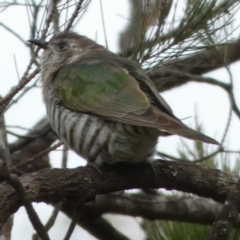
[61,202,131,240]
[0,160,237,228]
[84,193,236,226]
[207,178,240,240]
[9,117,55,173]
[0,113,50,240]
[7,118,130,240]
[149,37,240,92]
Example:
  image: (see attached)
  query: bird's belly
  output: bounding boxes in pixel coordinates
[47,102,159,165]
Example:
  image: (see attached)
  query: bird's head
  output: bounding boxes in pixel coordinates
[28,31,104,82]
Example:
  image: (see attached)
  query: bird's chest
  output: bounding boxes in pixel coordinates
[46,99,158,165]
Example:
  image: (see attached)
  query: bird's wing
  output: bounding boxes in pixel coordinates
[53,60,184,130]
[119,59,174,115]
[53,59,219,144]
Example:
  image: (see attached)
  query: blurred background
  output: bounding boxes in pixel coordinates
[0,0,240,239]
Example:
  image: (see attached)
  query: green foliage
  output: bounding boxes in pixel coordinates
[141,220,240,240]
[125,0,239,71]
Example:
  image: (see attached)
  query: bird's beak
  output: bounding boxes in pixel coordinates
[28,39,48,49]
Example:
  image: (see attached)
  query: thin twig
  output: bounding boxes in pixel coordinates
[63,204,82,240]
[64,0,85,31]
[4,173,50,240]
[6,125,31,131]
[7,130,37,139]
[32,202,62,239]
[153,69,240,123]
[192,74,240,120]
[45,202,62,231]
[6,77,40,110]
[11,141,63,172]
[61,144,68,169]
[157,146,224,163]
[223,150,240,154]
[63,188,95,240]
[0,112,49,240]
[40,0,59,39]
[0,23,28,45]
[99,0,108,49]
[193,147,224,163]
[13,55,20,81]
[0,63,40,114]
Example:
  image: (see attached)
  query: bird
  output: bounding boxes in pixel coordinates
[28,31,219,166]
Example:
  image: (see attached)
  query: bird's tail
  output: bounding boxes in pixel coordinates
[163,126,219,145]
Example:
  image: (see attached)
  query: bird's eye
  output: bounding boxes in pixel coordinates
[57,42,68,51]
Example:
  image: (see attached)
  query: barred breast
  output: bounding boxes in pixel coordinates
[46,97,159,165]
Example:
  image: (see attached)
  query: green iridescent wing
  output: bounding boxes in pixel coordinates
[53,60,183,128]
[53,60,185,129]
[54,60,149,112]
[52,59,219,144]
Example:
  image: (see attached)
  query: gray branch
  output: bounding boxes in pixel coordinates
[0,160,237,228]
